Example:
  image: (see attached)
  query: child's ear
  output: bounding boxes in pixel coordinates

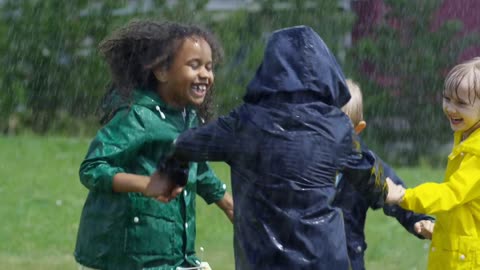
[153,68,168,83]
[354,120,367,135]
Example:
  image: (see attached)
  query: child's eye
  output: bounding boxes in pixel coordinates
[455,97,470,106]
[188,60,200,69]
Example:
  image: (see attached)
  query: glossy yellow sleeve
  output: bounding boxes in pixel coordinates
[400,154,480,214]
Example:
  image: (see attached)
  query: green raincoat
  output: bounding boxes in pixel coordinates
[74,89,226,270]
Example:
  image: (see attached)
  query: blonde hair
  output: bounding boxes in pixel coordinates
[342,79,364,126]
[444,57,480,104]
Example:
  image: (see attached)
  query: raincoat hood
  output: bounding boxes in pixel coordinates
[244,25,350,107]
[171,26,388,270]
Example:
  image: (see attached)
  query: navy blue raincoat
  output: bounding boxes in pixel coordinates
[169,26,388,270]
[334,155,434,270]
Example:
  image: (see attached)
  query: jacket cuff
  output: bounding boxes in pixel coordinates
[202,180,227,205]
[400,189,414,210]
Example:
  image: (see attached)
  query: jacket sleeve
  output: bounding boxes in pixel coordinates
[79,108,146,193]
[172,112,238,163]
[341,136,388,210]
[380,162,435,238]
[195,162,227,204]
[400,154,480,214]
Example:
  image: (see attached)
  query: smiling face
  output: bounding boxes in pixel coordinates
[155,36,214,108]
[443,81,480,139]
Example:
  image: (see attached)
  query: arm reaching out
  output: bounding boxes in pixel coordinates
[385,177,406,204]
[379,162,435,239]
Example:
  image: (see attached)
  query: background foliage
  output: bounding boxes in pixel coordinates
[346,0,478,164]
[1,0,477,164]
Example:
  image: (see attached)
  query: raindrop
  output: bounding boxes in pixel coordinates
[41,48,50,57]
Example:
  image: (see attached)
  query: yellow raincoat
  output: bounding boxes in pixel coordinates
[400,128,480,270]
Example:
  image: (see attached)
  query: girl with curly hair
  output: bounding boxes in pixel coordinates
[74,20,233,270]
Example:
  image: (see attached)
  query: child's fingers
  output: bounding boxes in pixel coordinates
[414,222,422,234]
[170,186,184,198]
[426,221,435,233]
[200,262,212,270]
[414,220,427,234]
[155,195,170,203]
[155,186,183,203]
[415,220,435,240]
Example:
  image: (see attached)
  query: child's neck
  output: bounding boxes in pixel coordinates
[157,87,187,111]
[461,125,480,141]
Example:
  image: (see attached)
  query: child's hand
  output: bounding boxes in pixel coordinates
[414,220,435,240]
[385,177,406,204]
[145,171,184,203]
[200,262,212,270]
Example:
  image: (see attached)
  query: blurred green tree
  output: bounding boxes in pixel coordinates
[0,0,125,133]
[0,0,210,134]
[347,0,478,165]
[0,0,353,134]
[209,0,354,114]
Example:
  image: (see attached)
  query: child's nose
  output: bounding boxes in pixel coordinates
[444,103,456,114]
[199,67,212,78]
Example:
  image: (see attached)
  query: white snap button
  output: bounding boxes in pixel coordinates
[460,254,465,260]
[185,222,188,228]
[184,190,188,196]
[222,184,227,190]
[133,217,139,223]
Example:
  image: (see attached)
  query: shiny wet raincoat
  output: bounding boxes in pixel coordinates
[401,129,480,270]
[74,89,227,270]
[170,26,387,270]
[334,156,433,270]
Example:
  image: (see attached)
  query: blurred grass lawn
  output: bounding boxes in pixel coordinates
[0,136,444,270]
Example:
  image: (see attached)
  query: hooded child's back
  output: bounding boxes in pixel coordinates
[171,26,386,270]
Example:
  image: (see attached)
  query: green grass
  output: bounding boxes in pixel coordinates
[0,135,444,269]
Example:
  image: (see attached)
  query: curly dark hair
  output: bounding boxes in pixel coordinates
[98,19,223,123]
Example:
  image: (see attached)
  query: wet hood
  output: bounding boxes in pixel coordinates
[244,25,350,108]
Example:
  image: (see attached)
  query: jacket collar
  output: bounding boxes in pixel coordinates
[134,89,196,115]
[449,128,480,159]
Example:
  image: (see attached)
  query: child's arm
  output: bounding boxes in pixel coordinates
[172,112,238,162]
[80,107,182,201]
[380,162,435,239]
[79,108,147,193]
[195,162,234,222]
[400,154,480,214]
[342,141,388,209]
[215,192,234,223]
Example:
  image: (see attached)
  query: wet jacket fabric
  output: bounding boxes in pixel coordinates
[333,155,434,270]
[400,128,480,270]
[74,89,226,270]
[171,26,387,270]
